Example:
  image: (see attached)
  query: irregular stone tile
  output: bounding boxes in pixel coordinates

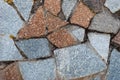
[54,42,107,79]
[19,58,56,80]
[112,31,120,46]
[0,0,23,36]
[105,0,120,13]
[47,28,77,48]
[14,0,33,21]
[44,0,61,16]
[89,10,120,34]
[88,32,110,62]
[17,6,46,39]
[62,0,78,20]
[15,38,51,59]
[70,2,95,28]
[107,49,120,80]
[0,35,23,61]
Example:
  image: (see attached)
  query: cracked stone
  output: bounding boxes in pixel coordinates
[88,32,110,62]
[14,0,33,21]
[15,38,51,59]
[62,0,78,20]
[112,31,120,46]
[44,0,61,16]
[54,42,106,79]
[105,0,120,13]
[70,2,95,28]
[19,58,56,80]
[89,10,120,34]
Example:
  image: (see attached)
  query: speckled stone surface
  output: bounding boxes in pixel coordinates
[112,31,120,46]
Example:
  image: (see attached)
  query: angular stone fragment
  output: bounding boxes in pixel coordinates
[105,0,120,13]
[112,31,120,46]
[107,49,120,80]
[47,28,77,48]
[18,6,46,39]
[70,2,95,28]
[62,0,78,20]
[54,42,106,79]
[89,10,120,34]
[88,32,110,62]
[15,38,51,59]
[44,0,61,16]
[14,0,33,21]
[19,59,56,80]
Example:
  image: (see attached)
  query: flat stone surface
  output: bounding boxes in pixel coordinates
[89,10,120,34]
[107,49,120,80]
[47,28,77,48]
[44,0,61,16]
[54,42,106,79]
[105,0,120,13]
[19,58,56,80]
[15,38,51,59]
[112,31,120,46]
[88,32,110,62]
[70,2,95,28]
[62,0,78,20]
[14,0,33,21]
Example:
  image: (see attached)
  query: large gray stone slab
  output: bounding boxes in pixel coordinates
[54,42,106,79]
[14,0,33,21]
[19,58,56,80]
[107,49,120,80]
[89,10,120,34]
[88,32,110,62]
[62,0,78,20]
[15,38,51,59]
[105,0,120,13]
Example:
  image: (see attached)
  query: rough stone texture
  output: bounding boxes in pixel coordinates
[105,0,120,13]
[15,38,51,59]
[54,42,106,79]
[70,2,95,28]
[44,0,61,16]
[19,59,56,80]
[88,32,110,62]
[62,0,78,20]
[14,0,33,21]
[47,28,77,48]
[18,6,46,39]
[89,10,120,34]
[46,12,68,33]
[112,31,120,46]
[107,49,120,80]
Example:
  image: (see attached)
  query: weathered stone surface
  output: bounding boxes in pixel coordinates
[62,0,78,20]
[112,31,120,46]
[105,0,120,13]
[88,32,110,62]
[19,59,56,80]
[18,6,46,39]
[54,42,106,79]
[14,0,33,21]
[107,49,120,80]
[70,2,95,28]
[47,28,77,48]
[44,0,61,16]
[15,38,51,59]
[89,10,120,34]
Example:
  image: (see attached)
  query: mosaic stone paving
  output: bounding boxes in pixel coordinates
[0,0,120,80]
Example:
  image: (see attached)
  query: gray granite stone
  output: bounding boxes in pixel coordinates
[62,0,77,20]
[19,58,56,80]
[88,32,110,62]
[15,38,51,59]
[14,0,33,21]
[89,10,120,34]
[54,42,106,79]
[105,0,120,13]
[107,49,120,80]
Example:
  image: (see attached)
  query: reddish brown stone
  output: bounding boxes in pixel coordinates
[18,6,46,39]
[47,29,77,48]
[70,2,95,28]
[112,31,120,45]
[44,0,61,16]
